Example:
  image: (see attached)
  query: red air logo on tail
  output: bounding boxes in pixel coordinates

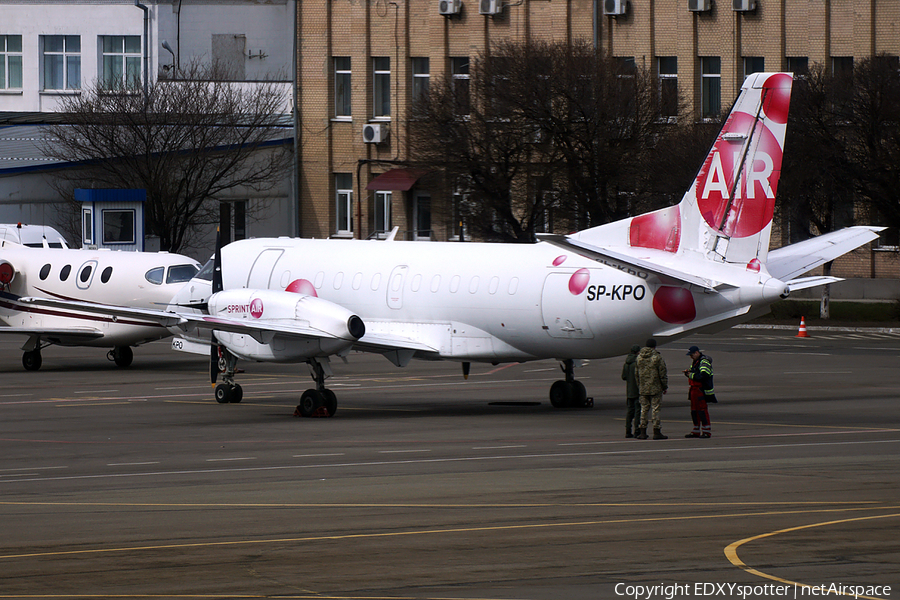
[695,72,792,239]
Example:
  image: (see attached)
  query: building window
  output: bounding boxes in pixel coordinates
[336,173,353,235]
[0,35,23,90]
[657,56,678,121]
[414,192,431,240]
[700,56,721,119]
[786,57,808,77]
[373,57,390,118]
[334,56,351,118]
[101,35,141,90]
[82,208,93,245]
[374,191,391,236]
[411,57,429,103]
[102,209,135,244]
[743,56,764,79]
[450,57,470,115]
[41,35,81,91]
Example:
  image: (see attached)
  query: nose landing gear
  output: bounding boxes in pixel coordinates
[549,359,593,408]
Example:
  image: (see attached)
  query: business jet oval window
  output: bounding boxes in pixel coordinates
[167,264,199,284]
[39,264,51,280]
[145,267,164,285]
[59,265,72,281]
[78,264,95,289]
[101,266,113,284]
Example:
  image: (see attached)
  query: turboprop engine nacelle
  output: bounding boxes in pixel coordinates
[207,289,366,362]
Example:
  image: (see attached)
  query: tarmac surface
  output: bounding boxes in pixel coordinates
[1,328,898,600]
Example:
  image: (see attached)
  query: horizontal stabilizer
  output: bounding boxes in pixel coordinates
[767,227,884,282]
[785,276,844,293]
[537,234,729,291]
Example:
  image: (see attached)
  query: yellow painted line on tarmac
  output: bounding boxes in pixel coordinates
[1,504,895,561]
[724,512,900,600]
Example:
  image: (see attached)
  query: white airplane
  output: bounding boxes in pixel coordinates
[1,238,200,370]
[23,72,883,415]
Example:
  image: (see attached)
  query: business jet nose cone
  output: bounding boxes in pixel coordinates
[348,315,366,339]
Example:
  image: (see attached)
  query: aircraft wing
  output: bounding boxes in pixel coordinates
[766,226,885,282]
[0,326,104,346]
[537,234,732,291]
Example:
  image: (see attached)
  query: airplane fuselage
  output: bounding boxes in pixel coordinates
[174,236,784,364]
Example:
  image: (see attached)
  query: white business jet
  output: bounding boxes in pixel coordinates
[1,238,199,370]
[23,73,883,415]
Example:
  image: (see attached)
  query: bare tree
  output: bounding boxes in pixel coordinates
[409,40,670,242]
[41,61,292,253]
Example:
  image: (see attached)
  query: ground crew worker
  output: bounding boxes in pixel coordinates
[635,338,668,440]
[621,344,642,438]
[684,345,716,438]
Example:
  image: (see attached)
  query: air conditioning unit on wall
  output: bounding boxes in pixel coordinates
[479,0,502,15]
[363,123,388,144]
[439,0,461,15]
[603,0,627,16]
[688,0,711,11]
[733,0,756,11]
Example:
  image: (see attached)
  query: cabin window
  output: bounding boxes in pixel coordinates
[468,276,480,294]
[79,265,92,283]
[314,271,325,288]
[145,267,164,285]
[411,274,422,292]
[333,272,344,289]
[167,264,199,284]
[100,266,113,283]
[489,276,500,295]
[430,275,441,293]
[59,265,71,281]
[370,273,382,291]
[508,277,519,295]
[352,272,363,290]
[39,264,51,280]
[450,275,460,293]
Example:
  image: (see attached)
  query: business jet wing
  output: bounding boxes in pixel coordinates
[767,226,885,284]
[0,326,104,346]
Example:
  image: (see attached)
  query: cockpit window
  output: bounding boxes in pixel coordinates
[167,264,200,284]
[195,258,215,282]
[145,267,164,285]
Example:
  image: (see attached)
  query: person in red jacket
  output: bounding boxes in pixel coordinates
[683,346,716,438]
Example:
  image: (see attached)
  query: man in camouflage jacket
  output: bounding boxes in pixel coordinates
[635,338,668,440]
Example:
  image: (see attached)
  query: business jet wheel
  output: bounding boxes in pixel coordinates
[229,384,243,403]
[322,389,337,417]
[549,380,588,408]
[22,350,42,371]
[297,389,322,418]
[110,346,133,368]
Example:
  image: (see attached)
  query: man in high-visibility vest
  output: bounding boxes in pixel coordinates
[684,346,716,438]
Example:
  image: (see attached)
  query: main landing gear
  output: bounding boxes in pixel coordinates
[22,348,42,371]
[213,346,243,404]
[107,346,134,368]
[295,358,337,418]
[549,359,593,408]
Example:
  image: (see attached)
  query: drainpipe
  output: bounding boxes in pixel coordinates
[134,0,150,99]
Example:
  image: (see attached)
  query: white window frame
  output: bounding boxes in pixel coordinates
[0,35,23,90]
[413,191,432,241]
[335,173,353,236]
[450,56,470,115]
[41,35,81,91]
[700,56,721,120]
[334,56,351,119]
[657,56,678,122]
[411,57,429,103]
[373,57,390,119]
[101,35,142,90]
[374,190,391,238]
[82,208,93,245]
[102,209,136,245]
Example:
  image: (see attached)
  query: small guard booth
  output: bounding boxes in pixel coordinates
[75,189,147,251]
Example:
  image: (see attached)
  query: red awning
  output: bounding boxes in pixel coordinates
[365,168,425,191]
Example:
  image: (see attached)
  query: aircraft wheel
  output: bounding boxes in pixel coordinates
[214,383,232,404]
[322,389,337,417]
[230,384,243,404]
[549,380,568,408]
[112,346,134,368]
[571,381,587,407]
[297,389,322,418]
[22,350,42,371]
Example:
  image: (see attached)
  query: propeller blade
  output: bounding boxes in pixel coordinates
[210,331,218,385]
[212,227,223,294]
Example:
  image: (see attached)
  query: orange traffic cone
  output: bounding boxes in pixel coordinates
[795,316,810,338]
